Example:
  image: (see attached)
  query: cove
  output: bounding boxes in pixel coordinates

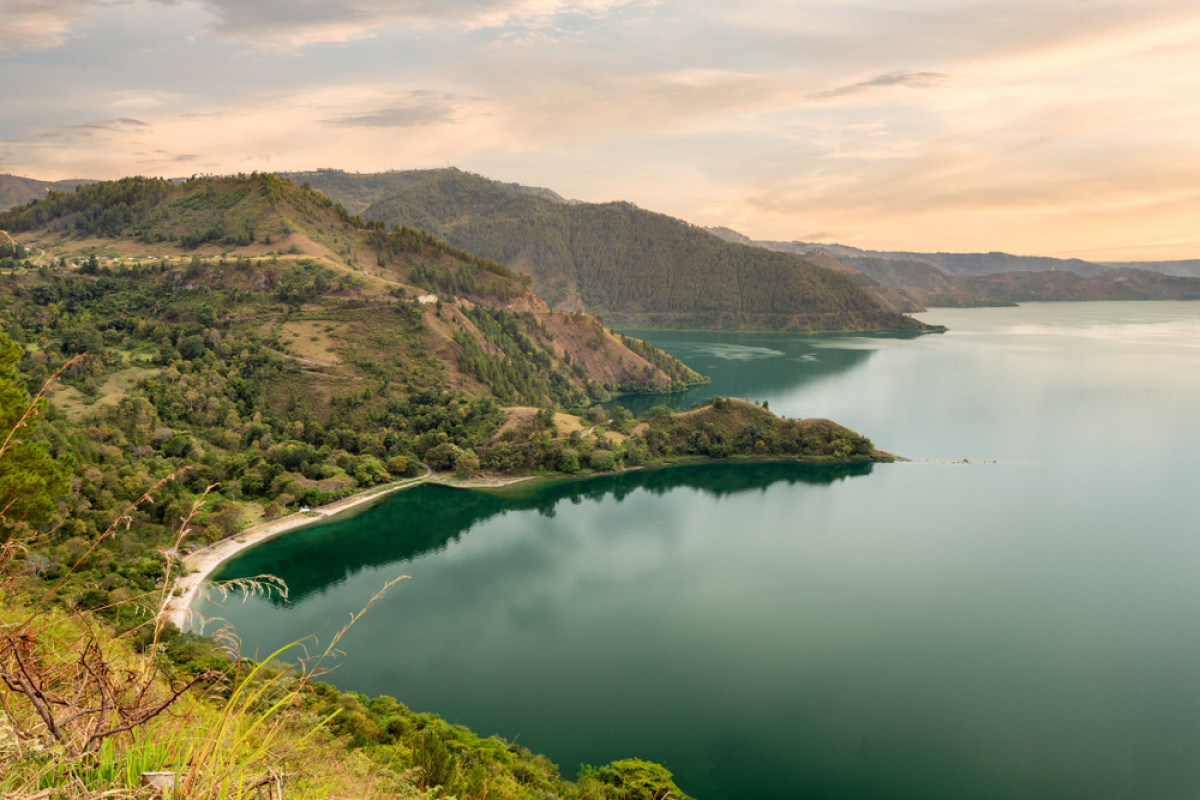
[199,302,1200,800]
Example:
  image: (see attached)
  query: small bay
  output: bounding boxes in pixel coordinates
[200,302,1200,800]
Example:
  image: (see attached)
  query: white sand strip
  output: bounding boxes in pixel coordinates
[165,472,430,630]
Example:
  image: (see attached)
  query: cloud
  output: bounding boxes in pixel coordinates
[5,0,1200,261]
[812,71,948,100]
[476,68,785,144]
[68,118,150,130]
[166,0,642,47]
[323,93,456,128]
[0,0,92,52]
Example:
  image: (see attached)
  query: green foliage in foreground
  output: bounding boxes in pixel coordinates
[0,588,692,800]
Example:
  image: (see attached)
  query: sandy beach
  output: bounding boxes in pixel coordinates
[165,471,431,630]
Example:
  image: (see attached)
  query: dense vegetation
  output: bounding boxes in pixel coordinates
[280,168,569,216]
[0,174,704,603]
[293,169,932,332]
[0,249,880,600]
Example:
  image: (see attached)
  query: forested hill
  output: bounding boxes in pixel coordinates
[281,168,570,215]
[0,173,702,409]
[296,168,931,333]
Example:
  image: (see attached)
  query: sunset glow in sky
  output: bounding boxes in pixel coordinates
[3,0,1199,260]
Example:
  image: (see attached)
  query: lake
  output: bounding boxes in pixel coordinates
[199,302,1200,799]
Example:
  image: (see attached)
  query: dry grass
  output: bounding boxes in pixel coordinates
[275,322,342,365]
[552,412,587,436]
[493,406,594,442]
[47,367,159,422]
[541,312,663,385]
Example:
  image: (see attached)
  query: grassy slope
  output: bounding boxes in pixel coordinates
[0,592,690,800]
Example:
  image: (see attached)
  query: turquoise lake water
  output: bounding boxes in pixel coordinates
[200,302,1200,799]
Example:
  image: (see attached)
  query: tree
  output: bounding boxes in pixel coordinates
[611,405,635,435]
[454,448,480,477]
[177,334,206,361]
[581,758,693,800]
[0,333,70,537]
[425,442,463,471]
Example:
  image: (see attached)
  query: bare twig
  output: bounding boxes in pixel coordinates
[0,352,84,461]
[23,468,192,623]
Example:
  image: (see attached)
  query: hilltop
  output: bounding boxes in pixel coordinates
[0,173,96,209]
[292,168,934,333]
[281,168,571,215]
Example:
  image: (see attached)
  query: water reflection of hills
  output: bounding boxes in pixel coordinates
[606,331,917,415]
[214,461,874,606]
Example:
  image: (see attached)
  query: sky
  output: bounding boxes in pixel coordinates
[2,0,1199,260]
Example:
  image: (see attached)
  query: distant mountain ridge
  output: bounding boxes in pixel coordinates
[707,229,1200,305]
[296,168,931,333]
[1100,259,1200,278]
[0,173,96,209]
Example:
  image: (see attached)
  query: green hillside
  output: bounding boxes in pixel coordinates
[0,174,704,408]
[296,169,933,333]
[0,174,895,799]
[281,168,569,215]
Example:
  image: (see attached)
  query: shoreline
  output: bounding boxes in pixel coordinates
[165,471,432,630]
[166,453,894,630]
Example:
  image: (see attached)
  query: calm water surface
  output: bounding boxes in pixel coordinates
[200,302,1200,800]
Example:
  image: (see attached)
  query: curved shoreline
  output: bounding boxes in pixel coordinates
[165,472,434,630]
[165,454,893,631]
